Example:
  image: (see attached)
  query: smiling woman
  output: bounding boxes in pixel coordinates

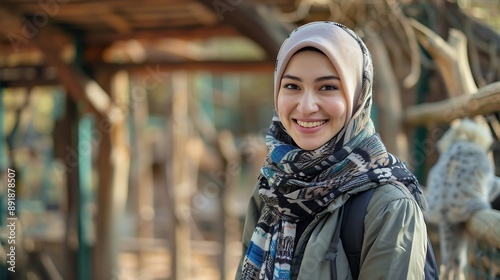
[235,21,436,280]
[277,49,347,151]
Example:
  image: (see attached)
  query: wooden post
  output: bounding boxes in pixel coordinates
[95,111,113,280]
[169,71,192,280]
[109,70,131,277]
[52,96,79,280]
[217,131,242,280]
[77,115,94,280]
[94,70,131,280]
[130,71,155,271]
[365,35,408,161]
[30,23,127,279]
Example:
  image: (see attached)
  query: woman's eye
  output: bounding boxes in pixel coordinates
[284,84,299,90]
[321,85,338,91]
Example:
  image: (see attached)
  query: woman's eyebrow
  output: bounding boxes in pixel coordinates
[315,75,340,82]
[281,74,340,82]
[281,74,302,81]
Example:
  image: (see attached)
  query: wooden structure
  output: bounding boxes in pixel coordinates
[1,0,499,280]
[0,1,294,280]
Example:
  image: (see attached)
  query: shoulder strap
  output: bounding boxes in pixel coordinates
[424,237,439,279]
[341,188,375,279]
[329,188,440,280]
[327,189,375,279]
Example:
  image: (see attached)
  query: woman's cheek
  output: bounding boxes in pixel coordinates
[277,94,291,118]
[318,96,346,125]
[338,103,347,118]
[336,98,347,116]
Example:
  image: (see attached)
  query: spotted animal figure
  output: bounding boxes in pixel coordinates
[425,118,500,280]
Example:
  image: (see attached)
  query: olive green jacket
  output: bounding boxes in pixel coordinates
[235,183,428,280]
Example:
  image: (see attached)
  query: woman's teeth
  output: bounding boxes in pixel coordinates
[297,120,326,128]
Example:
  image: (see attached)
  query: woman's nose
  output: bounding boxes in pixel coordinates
[297,90,319,113]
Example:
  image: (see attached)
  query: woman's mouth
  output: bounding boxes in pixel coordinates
[296,120,327,128]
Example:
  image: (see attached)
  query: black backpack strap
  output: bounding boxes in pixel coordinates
[328,188,375,280]
[329,188,440,280]
[424,237,439,279]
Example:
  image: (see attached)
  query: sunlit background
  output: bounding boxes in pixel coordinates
[0,0,499,279]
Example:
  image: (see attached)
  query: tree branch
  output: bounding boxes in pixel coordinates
[408,18,477,97]
[465,209,500,248]
[403,82,500,126]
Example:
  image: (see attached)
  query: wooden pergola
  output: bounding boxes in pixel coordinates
[0,1,296,279]
[0,0,297,87]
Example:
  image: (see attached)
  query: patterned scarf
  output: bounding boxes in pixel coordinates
[241,22,426,280]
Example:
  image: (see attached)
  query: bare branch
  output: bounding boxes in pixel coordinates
[404,82,500,126]
[408,18,477,97]
[465,209,500,248]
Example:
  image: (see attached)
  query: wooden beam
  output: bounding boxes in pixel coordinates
[0,65,59,88]
[0,0,186,12]
[185,2,218,25]
[1,79,60,88]
[27,19,124,123]
[0,5,71,53]
[0,25,241,52]
[0,9,120,116]
[98,60,274,73]
[0,42,40,54]
[403,82,500,126]
[0,6,23,34]
[0,60,273,88]
[99,9,132,34]
[196,0,290,61]
[84,26,239,44]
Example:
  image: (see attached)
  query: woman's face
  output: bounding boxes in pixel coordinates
[277,50,347,150]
